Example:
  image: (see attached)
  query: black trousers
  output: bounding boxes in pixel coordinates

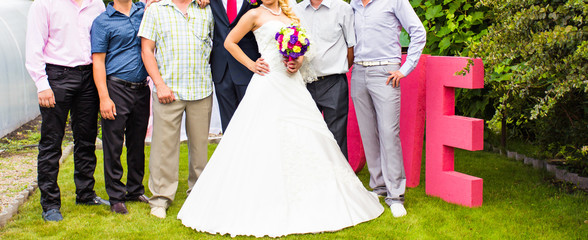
[38,64,99,211]
[101,78,150,204]
[306,74,349,159]
[214,68,249,132]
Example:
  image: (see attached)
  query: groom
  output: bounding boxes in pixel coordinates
[210,0,261,132]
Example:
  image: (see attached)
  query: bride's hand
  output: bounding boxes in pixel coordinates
[249,58,270,76]
[196,0,209,8]
[283,56,304,74]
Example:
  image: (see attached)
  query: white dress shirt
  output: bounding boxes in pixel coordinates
[351,0,426,77]
[295,0,356,77]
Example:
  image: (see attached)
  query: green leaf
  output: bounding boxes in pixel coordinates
[471,11,485,23]
[410,0,423,8]
[439,36,452,52]
[448,21,458,31]
[464,3,472,10]
[436,26,452,37]
[400,31,410,47]
[448,2,461,14]
[425,5,444,20]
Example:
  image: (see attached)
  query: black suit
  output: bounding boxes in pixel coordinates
[210,0,260,132]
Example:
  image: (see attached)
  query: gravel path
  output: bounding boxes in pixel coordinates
[0,153,37,212]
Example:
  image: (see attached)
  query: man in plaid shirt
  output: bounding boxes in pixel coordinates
[138,0,213,219]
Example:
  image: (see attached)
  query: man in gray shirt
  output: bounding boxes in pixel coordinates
[350,0,426,217]
[295,0,356,159]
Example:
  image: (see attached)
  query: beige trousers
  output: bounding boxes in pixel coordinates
[148,94,212,209]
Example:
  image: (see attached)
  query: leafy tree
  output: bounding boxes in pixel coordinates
[468,0,587,171]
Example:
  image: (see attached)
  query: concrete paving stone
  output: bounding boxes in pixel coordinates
[545,163,557,174]
[531,158,544,169]
[555,168,567,180]
[578,176,588,189]
[523,156,533,165]
[0,210,9,227]
[564,172,578,184]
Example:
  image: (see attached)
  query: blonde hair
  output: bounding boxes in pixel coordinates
[278,0,300,25]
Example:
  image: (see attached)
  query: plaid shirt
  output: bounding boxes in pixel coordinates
[138,0,213,100]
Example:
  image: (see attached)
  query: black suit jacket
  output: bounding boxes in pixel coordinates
[210,0,260,85]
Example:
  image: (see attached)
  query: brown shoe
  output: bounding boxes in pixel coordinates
[127,194,150,204]
[110,202,128,214]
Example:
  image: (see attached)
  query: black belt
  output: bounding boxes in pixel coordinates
[46,63,92,71]
[316,73,345,81]
[107,76,148,89]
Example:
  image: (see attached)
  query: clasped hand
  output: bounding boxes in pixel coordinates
[282,56,303,74]
[100,97,117,120]
[156,83,176,104]
[38,89,56,108]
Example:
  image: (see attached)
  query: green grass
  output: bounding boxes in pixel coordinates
[504,138,545,159]
[1,145,587,239]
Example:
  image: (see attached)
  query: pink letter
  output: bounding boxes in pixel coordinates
[347,69,366,172]
[399,55,427,187]
[425,57,484,207]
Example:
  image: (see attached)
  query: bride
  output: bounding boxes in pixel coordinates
[177,0,384,237]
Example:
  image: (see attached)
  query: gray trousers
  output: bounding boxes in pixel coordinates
[306,74,349,159]
[350,64,406,205]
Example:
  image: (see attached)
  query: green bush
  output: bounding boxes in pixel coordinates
[409,0,490,56]
[467,0,588,173]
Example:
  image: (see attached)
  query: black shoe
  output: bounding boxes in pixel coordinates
[76,196,110,206]
[371,191,387,198]
[110,202,129,214]
[42,209,63,222]
[126,194,150,204]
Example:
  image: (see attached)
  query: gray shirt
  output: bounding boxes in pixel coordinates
[351,0,426,76]
[295,0,356,77]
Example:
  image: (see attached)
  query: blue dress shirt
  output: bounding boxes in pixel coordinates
[91,2,148,82]
[351,0,426,77]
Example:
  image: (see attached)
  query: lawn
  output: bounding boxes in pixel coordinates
[1,144,587,239]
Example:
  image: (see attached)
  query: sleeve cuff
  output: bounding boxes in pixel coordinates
[36,78,51,93]
[399,65,411,78]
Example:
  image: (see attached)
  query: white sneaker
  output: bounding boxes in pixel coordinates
[150,206,166,219]
[390,203,407,218]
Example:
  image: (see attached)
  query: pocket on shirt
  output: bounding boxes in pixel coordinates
[159,29,172,40]
[318,19,341,42]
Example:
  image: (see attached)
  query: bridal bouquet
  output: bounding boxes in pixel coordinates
[275,24,310,61]
[246,0,259,6]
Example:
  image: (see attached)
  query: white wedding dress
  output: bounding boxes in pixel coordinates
[177,20,384,238]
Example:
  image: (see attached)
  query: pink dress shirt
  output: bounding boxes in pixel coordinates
[25,0,105,92]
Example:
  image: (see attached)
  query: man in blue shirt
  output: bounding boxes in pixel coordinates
[350,0,426,218]
[91,0,151,214]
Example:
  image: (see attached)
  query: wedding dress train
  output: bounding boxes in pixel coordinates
[177,20,384,238]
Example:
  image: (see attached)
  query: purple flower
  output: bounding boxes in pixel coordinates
[289,35,298,45]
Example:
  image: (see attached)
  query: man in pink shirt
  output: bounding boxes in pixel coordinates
[26,0,109,222]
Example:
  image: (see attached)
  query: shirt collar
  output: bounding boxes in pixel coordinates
[106,2,144,17]
[352,0,372,7]
[161,0,197,6]
[302,0,333,10]
[106,2,117,16]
